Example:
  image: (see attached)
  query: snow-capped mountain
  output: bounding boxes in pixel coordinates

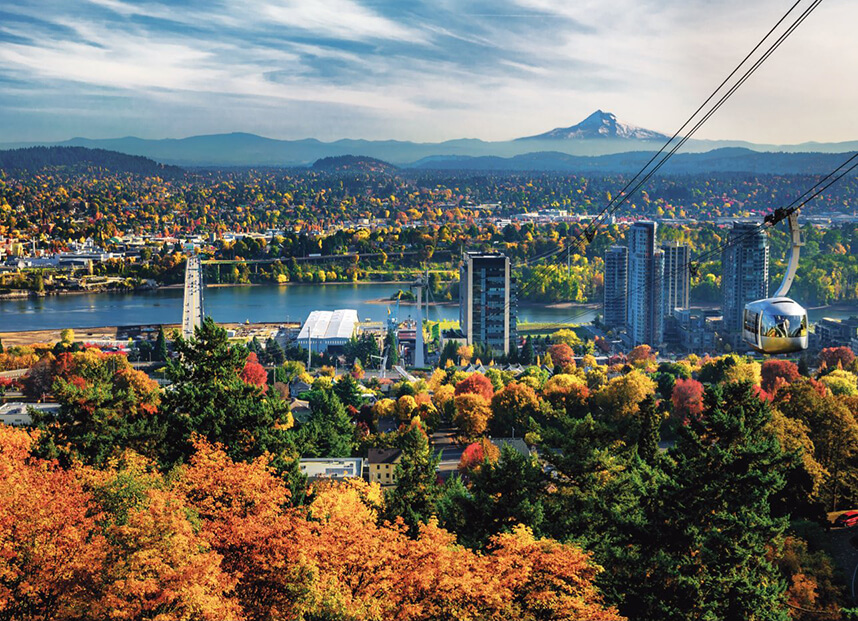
[518,110,669,141]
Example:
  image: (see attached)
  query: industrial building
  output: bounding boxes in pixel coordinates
[297,309,359,353]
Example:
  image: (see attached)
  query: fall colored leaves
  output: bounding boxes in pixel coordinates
[0,426,622,621]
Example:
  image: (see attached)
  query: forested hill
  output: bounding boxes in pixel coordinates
[312,155,398,173]
[0,146,183,176]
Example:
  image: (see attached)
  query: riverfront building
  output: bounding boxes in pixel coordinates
[297,309,359,353]
[459,251,517,355]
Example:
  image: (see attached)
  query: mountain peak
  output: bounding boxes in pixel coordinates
[518,111,668,141]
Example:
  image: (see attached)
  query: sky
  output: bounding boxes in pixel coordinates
[0,0,856,144]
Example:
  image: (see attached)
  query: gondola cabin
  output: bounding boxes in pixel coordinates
[743,297,808,354]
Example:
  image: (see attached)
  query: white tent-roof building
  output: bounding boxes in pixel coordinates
[297,309,359,353]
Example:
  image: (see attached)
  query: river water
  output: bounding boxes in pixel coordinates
[0,283,856,333]
[0,283,594,332]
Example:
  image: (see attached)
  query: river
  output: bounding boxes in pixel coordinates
[0,283,856,333]
[0,283,596,332]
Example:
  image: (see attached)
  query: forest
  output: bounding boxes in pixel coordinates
[3,320,858,619]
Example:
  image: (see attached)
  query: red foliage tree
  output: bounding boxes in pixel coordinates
[454,372,495,401]
[241,352,268,387]
[671,378,705,422]
[547,343,575,369]
[760,359,800,394]
[458,438,501,474]
[819,346,855,370]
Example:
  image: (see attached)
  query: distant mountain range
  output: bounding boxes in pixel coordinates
[1,111,856,169]
[409,148,858,175]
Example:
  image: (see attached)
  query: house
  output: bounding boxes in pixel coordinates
[367,448,403,488]
[490,437,532,458]
[299,458,363,481]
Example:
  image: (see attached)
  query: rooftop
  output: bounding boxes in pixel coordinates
[298,309,359,341]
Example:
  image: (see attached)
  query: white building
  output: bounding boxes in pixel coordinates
[297,309,359,353]
[299,458,363,480]
[0,402,61,426]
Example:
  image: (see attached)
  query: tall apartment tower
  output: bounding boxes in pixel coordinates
[662,241,690,319]
[603,245,628,330]
[626,221,664,346]
[721,222,769,335]
[459,252,517,355]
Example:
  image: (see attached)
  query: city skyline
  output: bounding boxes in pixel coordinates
[1,0,857,143]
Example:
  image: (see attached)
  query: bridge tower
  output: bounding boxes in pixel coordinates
[182,254,204,338]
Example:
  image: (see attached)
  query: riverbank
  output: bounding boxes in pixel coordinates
[0,321,297,348]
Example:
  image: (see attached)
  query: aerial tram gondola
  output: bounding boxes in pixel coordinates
[743,209,808,354]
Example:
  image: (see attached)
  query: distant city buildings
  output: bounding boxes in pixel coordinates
[626,221,664,347]
[459,251,517,355]
[721,222,769,345]
[603,245,628,330]
[661,241,690,319]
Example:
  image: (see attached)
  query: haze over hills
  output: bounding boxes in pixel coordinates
[1,111,856,168]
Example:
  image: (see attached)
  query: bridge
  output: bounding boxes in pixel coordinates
[182,254,204,338]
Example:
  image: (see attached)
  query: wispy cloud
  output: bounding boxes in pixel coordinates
[0,0,855,143]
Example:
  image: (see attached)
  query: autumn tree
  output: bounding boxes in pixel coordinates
[241,351,268,387]
[33,351,164,467]
[0,426,106,621]
[458,437,500,475]
[454,372,495,401]
[670,378,705,423]
[547,343,575,369]
[490,382,540,437]
[592,370,656,425]
[761,359,800,394]
[819,346,855,370]
[454,393,492,437]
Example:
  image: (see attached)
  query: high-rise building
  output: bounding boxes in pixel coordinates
[626,221,664,346]
[603,245,628,330]
[721,222,769,336]
[662,241,690,319]
[459,252,516,355]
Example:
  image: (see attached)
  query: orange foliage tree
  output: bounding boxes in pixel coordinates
[454,372,495,401]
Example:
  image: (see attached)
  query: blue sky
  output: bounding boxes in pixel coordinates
[0,0,855,143]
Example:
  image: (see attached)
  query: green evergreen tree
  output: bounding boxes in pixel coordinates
[333,373,364,410]
[636,395,662,464]
[384,329,399,369]
[520,336,535,366]
[265,337,285,365]
[440,445,546,548]
[0,337,4,354]
[299,388,355,458]
[155,325,169,362]
[161,318,298,479]
[385,420,441,535]
[438,340,458,368]
[619,382,790,621]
